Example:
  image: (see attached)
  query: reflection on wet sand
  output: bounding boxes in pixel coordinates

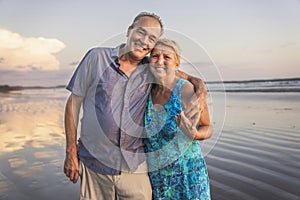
[0,89,79,200]
[8,158,27,168]
[0,101,65,153]
[1,89,300,199]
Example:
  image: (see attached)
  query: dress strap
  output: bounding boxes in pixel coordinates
[172,78,188,100]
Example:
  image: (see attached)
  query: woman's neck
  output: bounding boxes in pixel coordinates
[152,76,179,95]
[151,76,179,106]
[155,73,178,90]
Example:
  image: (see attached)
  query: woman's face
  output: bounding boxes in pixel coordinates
[149,45,179,80]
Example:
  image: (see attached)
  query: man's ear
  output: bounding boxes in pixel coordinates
[126,25,134,37]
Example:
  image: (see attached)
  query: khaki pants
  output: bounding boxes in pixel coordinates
[79,161,152,200]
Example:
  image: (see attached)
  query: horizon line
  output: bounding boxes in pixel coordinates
[1,76,300,90]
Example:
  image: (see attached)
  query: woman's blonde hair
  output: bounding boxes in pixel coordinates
[151,38,181,65]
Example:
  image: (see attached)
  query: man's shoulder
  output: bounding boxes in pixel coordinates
[87,46,114,56]
[80,47,118,64]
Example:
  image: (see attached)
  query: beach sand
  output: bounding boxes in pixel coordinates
[0,89,79,199]
[206,93,300,200]
[0,89,299,199]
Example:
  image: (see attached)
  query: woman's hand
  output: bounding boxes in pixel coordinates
[175,111,198,139]
[178,81,213,140]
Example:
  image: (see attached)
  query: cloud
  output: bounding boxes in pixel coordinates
[279,42,297,49]
[69,61,80,66]
[0,29,65,71]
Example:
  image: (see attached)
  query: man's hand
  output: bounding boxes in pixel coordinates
[191,78,208,109]
[64,146,79,183]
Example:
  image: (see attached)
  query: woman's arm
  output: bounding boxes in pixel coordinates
[194,101,213,140]
[176,82,213,140]
[176,70,208,127]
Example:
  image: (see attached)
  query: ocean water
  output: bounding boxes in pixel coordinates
[207,78,300,92]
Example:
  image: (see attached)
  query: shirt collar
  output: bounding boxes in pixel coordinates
[111,44,124,59]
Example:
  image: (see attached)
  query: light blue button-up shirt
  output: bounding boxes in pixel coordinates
[67,44,152,175]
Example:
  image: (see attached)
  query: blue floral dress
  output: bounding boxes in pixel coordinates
[144,79,211,200]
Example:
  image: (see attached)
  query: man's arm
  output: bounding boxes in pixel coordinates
[176,70,208,100]
[63,93,83,183]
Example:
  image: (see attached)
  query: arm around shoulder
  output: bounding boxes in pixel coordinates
[176,70,208,101]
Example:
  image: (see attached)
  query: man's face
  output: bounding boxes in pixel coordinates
[126,17,162,61]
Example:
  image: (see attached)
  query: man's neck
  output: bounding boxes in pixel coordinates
[118,46,143,77]
[118,58,140,77]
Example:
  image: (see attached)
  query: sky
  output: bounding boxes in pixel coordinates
[0,0,299,86]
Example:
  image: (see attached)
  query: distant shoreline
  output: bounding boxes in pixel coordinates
[206,77,300,84]
[0,85,66,93]
[210,88,300,93]
[1,77,299,93]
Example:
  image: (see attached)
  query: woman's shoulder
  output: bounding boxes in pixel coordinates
[180,79,194,98]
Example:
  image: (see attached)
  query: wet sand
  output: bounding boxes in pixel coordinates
[206,93,300,200]
[0,89,79,199]
[0,90,299,199]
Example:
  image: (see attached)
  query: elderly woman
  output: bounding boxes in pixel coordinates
[143,38,212,200]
